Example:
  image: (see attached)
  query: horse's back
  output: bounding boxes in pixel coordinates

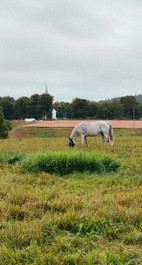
[75,120,110,136]
[76,121,99,136]
[93,121,110,130]
[76,121,88,135]
[81,121,110,135]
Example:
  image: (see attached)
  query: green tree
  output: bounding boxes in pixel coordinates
[13,97,30,119]
[96,101,112,119]
[53,101,72,119]
[136,102,142,119]
[121,96,137,119]
[88,101,98,119]
[29,94,40,119]
[108,100,123,119]
[0,96,15,120]
[71,98,89,119]
[0,107,12,138]
[38,93,54,120]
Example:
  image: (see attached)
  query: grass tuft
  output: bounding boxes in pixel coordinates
[0,151,26,165]
[19,151,120,175]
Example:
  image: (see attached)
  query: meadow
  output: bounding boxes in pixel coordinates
[0,122,142,264]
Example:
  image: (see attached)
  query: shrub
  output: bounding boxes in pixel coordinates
[19,151,120,175]
[0,107,12,138]
[0,151,120,175]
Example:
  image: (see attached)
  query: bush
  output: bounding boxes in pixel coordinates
[0,151,120,175]
[0,107,12,138]
[19,151,120,175]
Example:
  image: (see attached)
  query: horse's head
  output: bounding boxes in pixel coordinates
[69,137,75,147]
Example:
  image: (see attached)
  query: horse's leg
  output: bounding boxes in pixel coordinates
[104,133,109,146]
[101,132,105,145]
[84,136,88,147]
[81,135,85,147]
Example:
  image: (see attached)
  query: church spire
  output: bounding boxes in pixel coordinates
[45,83,48,94]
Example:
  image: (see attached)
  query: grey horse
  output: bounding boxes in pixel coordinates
[69,121,114,147]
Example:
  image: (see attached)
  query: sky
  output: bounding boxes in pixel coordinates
[0,0,142,102]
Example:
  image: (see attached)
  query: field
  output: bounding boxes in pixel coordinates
[0,121,142,264]
[24,119,142,129]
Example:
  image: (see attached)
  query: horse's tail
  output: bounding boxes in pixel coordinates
[109,123,114,145]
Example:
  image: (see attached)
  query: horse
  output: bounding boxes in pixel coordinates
[69,121,114,147]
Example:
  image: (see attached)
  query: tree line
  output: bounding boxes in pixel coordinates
[54,96,142,120]
[0,93,142,121]
[0,93,53,120]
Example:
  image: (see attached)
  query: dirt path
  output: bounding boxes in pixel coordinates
[24,120,142,129]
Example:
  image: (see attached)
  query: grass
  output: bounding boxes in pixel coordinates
[0,151,120,175]
[0,123,141,264]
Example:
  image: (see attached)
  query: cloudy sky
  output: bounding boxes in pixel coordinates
[0,0,142,101]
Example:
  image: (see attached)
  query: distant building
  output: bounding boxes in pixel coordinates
[25,118,35,122]
[52,109,57,120]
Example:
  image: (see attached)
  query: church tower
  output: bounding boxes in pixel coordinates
[45,84,48,94]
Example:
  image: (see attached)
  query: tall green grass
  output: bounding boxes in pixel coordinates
[0,151,25,165]
[0,151,120,175]
[20,151,120,175]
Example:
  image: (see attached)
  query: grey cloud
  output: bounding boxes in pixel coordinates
[0,0,142,100]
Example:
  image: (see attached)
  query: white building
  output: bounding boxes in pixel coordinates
[52,109,57,120]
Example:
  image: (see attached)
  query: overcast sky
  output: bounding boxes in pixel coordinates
[0,0,142,101]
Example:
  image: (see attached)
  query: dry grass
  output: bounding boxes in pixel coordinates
[0,125,141,264]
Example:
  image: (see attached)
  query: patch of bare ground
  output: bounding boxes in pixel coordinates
[9,121,37,138]
[8,120,142,138]
[23,120,142,129]
[9,127,36,138]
